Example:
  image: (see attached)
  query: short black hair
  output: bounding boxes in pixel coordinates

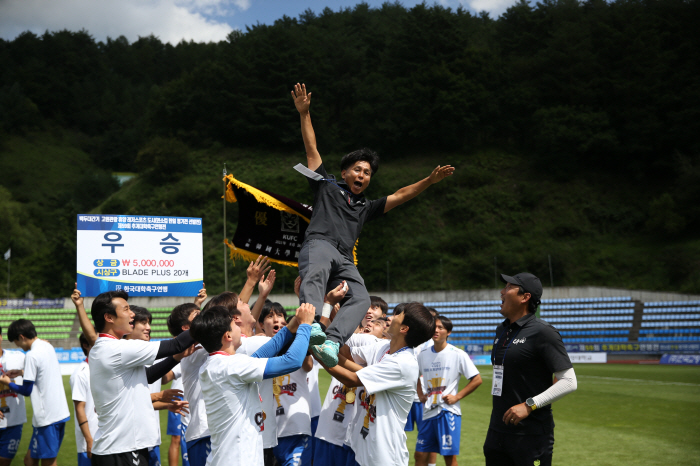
[340,148,379,175]
[259,301,286,324]
[168,303,199,337]
[131,306,152,324]
[435,315,453,333]
[517,286,540,314]
[369,296,388,316]
[204,291,239,316]
[396,303,435,348]
[7,319,37,342]
[392,302,421,316]
[425,307,438,317]
[79,333,91,356]
[91,290,129,332]
[189,306,233,353]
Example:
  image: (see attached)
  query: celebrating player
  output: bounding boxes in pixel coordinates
[88,291,194,466]
[189,303,316,466]
[0,325,27,466]
[291,82,454,368]
[415,315,482,466]
[2,319,70,466]
[316,302,436,466]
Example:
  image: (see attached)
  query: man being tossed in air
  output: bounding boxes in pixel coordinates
[291,83,454,367]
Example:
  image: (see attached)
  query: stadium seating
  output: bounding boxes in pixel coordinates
[0,308,74,341]
[390,297,638,345]
[638,301,700,342]
[3,296,699,349]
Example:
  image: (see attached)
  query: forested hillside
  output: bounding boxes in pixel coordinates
[1,0,699,297]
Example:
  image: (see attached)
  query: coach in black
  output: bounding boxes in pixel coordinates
[483,273,577,466]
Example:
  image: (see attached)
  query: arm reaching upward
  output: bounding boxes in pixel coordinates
[384,165,455,213]
[72,284,97,345]
[291,83,322,171]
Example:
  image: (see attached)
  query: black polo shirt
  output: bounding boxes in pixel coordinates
[303,164,386,261]
[489,313,572,435]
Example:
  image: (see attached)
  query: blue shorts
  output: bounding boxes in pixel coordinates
[180,423,189,466]
[404,401,424,431]
[167,411,182,436]
[0,424,23,459]
[30,417,69,459]
[148,446,161,466]
[273,434,311,466]
[314,439,348,466]
[185,436,210,466]
[344,444,360,466]
[416,411,461,456]
[77,452,91,466]
[310,416,319,455]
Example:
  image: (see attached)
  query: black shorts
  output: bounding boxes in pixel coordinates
[92,449,149,466]
[483,428,554,466]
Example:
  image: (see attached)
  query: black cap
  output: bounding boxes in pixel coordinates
[500,273,543,303]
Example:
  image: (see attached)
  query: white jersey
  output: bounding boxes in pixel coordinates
[181,347,209,442]
[413,339,434,402]
[147,359,164,447]
[170,364,187,427]
[307,360,322,419]
[273,366,312,438]
[70,361,98,453]
[350,341,418,466]
[89,335,160,455]
[346,333,382,348]
[198,352,267,466]
[342,331,378,448]
[0,349,27,428]
[24,339,70,427]
[315,377,359,447]
[418,344,480,420]
[238,335,277,448]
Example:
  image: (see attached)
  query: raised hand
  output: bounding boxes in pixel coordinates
[71,283,84,308]
[296,303,316,326]
[247,256,272,284]
[428,165,455,184]
[291,83,312,114]
[194,283,207,307]
[258,269,276,297]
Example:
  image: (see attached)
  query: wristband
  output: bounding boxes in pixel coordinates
[321,303,333,318]
[79,421,88,426]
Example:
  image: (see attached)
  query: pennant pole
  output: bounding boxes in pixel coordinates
[223,164,228,292]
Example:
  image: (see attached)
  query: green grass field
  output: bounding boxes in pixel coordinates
[12,364,700,465]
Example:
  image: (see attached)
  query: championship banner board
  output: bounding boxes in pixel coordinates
[224,175,314,267]
[77,215,203,297]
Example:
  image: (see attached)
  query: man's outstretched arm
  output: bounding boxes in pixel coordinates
[384,165,455,213]
[291,83,322,171]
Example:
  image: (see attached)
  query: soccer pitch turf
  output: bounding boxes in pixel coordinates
[13,363,700,465]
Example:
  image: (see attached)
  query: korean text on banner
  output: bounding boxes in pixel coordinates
[76,215,203,297]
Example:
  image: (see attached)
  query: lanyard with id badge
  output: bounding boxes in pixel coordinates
[491,327,522,397]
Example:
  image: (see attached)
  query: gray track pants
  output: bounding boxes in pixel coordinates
[298,238,370,345]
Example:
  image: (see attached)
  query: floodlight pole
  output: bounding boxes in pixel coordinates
[223,164,228,292]
[548,254,554,287]
[6,256,9,301]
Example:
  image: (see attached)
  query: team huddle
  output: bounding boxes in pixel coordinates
[0,83,576,466]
